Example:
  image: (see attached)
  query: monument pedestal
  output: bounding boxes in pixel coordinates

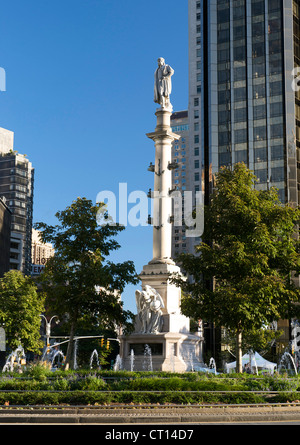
[119,332,204,372]
[118,261,205,372]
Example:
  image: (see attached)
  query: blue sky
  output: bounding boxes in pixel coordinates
[0,0,189,313]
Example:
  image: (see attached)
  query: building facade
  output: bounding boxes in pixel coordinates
[188,0,300,357]
[188,0,299,206]
[0,127,34,275]
[0,196,11,277]
[170,110,202,259]
[31,228,54,275]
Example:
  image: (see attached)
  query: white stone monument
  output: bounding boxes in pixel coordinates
[119,58,204,371]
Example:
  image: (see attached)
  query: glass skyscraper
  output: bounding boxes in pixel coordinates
[188,0,300,357]
[188,0,299,206]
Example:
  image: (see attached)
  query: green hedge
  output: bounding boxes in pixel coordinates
[0,370,300,405]
[0,390,298,406]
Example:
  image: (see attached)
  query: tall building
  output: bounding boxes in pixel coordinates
[0,196,11,277]
[188,0,299,206]
[170,111,189,258]
[188,0,300,356]
[170,110,202,258]
[0,127,34,275]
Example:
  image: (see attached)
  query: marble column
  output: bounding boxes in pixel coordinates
[146,108,180,264]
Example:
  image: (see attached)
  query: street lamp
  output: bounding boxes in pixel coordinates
[40,315,59,353]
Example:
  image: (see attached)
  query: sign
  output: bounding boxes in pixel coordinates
[0,327,6,351]
[31,264,45,275]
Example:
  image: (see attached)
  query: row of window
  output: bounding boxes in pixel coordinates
[219,123,284,144]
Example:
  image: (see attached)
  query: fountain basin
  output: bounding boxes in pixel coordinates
[118,332,205,372]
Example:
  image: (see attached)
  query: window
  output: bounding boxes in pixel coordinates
[271,145,284,160]
[234,87,247,102]
[219,152,231,166]
[253,83,266,99]
[269,81,282,96]
[235,128,247,143]
[171,125,189,132]
[271,166,285,182]
[252,1,265,16]
[269,39,282,55]
[234,108,247,122]
[254,147,267,162]
[217,8,230,23]
[254,126,267,141]
[255,168,268,183]
[234,46,246,61]
[233,25,245,40]
[270,102,283,117]
[219,110,231,124]
[218,29,230,43]
[235,150,247,163]
[219,131,231,145]
[270,124,284,138]
[234,66,246,81]
[253,104,266,120]
[252,21,264,37]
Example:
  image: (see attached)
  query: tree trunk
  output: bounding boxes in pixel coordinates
[236,330,243,373]
[65,320,76,370]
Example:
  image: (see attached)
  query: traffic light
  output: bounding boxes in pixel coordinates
[106,340,110,350]
[100,338,104,347]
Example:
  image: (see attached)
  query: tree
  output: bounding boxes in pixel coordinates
[35,197,138,368]
[0,270,45,353]
[173,163,300,372]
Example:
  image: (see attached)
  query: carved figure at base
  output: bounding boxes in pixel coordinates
[154,57,174,110]
[135,285,164,334]
[135,289,151,334]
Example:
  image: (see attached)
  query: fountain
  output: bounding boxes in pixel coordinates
[114,354,123,371]
[2,345,26,372]
[278,351,298,375]
[248,351,258,375]
[73,339,78,370]
[51,350,64,369]
[89,349,100,369]
[130,349,135,372]
[209,357,217,375]
[143,344,153,371]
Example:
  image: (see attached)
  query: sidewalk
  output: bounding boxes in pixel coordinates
[1,404,300,423]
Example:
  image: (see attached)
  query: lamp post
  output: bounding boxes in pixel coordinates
[40,315,59,354]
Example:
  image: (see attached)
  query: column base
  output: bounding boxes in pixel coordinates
[119,332,205,372]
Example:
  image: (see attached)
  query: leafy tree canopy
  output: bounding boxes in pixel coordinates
[173,164,300,361]
[35,197,138,330]
[0,270,45,353]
